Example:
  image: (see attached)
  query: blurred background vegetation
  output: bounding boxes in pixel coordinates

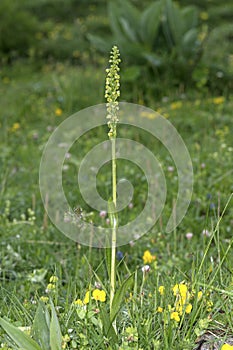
[0,0,232,100]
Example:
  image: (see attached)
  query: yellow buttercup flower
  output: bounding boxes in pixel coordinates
[171,311,180,322]
[197,291,203,300]
[170,101,182,110]
[221,345,233,350]
[10,123,20,132]
[142,250,156,264]
[158,286,165,295]
[92,289,106,302]
[173,283,188,300]
[55,108,63,116]
[213,96,225,105]
[83,291,90,304]
[185,303,192,314]
[157,307,163,313]
[74,299,83,306]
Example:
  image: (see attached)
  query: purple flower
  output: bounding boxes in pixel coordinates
[99,210,107,218]
[116,251,124,260]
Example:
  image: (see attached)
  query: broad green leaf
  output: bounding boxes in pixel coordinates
[110,273,134,323]
[108,0,139,42]
[142,52,161,67]
[182,28,199,56]
[99,305,117,344]
[117,0,140,34]
[108,1,127,41]
[87,33,112,53]
[182,6,198,32]
[32,302,50,350]
[50,301,62,350]
[164,0,184,46]
[0,317,41,350]
[139,1,163,47]
[119,17,137,42]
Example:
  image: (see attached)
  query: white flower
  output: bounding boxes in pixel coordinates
[142,265,150,273]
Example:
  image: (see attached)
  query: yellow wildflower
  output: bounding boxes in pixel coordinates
[185,303,192,314]
[197,291,203,300]
[173,283,188,300]
[171,312,180,322]
[62,334,70,349]
[213,96,225,105]
[157,307,163,313]
[142,250,156,264]
[46,283,55,290]
[40,296,49,303]
[55,108,63,116]
[49,275,58,283]
[175,301,183,315]
[221,345,233,350]
[158,286,165,295]
[10,123,20,132]
[206,300,213,312]
[170,101,182,110]
[92,289,106,302]
[83,291,90,304]
[74,299,83,306]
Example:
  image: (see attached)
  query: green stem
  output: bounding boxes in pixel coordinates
[110,137,117,328]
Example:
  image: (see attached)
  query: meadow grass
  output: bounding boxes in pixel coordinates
[0,60,232,349]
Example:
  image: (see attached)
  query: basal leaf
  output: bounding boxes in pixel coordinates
[99,305,117,344]
[140,1,163,47]
[32,301,50,350]
[50,301,62,350]
[0,317,41,350]
[110,273,134,323]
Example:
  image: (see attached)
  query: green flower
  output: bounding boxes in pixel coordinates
[105,45,121,139]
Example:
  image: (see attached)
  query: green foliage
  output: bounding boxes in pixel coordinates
[32,302,50,350]
[0,0,39,59]
[88,0,203,90]
[0,318,41,350]
[0,43,233,349]
[110,273,134,323]
[50,301,63,350]
[200,23,233,91]
[0,301,63,350]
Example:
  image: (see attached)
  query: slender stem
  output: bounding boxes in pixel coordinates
[112,138,117,206]
[105,45,120,333]
[110,138,117,316]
